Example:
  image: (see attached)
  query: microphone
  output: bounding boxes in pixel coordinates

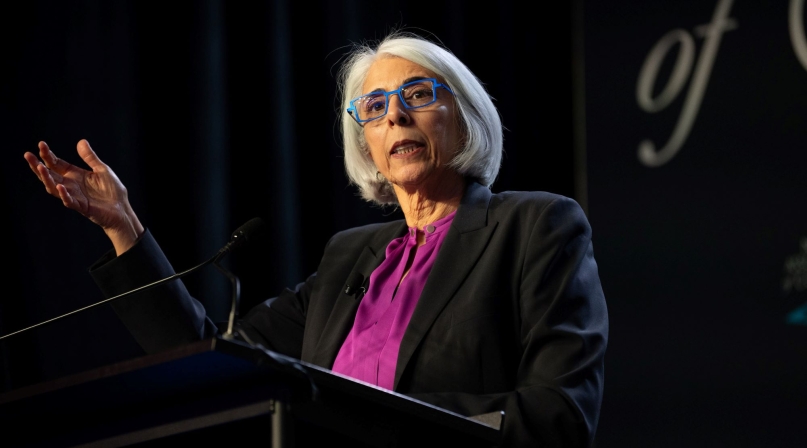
[214,217,267,340]
[0,218,267,342]
[220,217,267,256]
[344,272,369,299]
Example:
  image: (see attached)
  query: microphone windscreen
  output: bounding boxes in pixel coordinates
[345,272,364,295]
[230,218,267,249]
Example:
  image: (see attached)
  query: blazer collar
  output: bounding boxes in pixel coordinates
[309,220,406,367]
[394,181,496,389]
[450,180,493,233]
[309,181,496,385]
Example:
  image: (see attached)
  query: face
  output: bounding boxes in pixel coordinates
[360,56,463,193]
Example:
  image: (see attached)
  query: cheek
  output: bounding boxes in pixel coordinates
[433,107,458,141]
[432,113,461,157]
[363,128,383,152]
[361,131,377,155]
[363,131,388,168]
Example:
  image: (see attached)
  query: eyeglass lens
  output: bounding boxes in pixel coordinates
[356,80,437,121]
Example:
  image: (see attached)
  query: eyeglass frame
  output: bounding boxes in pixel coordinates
[346,78,455,125]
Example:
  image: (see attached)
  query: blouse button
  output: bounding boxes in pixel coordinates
[425,225,436,233]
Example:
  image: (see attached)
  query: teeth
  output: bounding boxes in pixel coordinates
[393,144,418,154]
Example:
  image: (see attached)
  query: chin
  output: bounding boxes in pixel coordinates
[390,166,432,184]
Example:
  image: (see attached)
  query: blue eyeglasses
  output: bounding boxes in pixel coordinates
[347,78,455,124]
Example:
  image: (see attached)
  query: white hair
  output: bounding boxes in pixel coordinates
[338,32,503,205]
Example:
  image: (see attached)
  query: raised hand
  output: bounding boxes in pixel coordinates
[24,139,144,254]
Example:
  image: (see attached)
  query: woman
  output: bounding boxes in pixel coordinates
[24,32,608,447]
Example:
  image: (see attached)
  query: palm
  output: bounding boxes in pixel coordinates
[25,140,130,231]
[69,165,125,227]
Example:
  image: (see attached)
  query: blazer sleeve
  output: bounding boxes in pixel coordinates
[90,228,312,357]
[409,197,608,448]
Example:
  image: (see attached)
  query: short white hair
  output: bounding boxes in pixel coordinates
[338,32,503,205]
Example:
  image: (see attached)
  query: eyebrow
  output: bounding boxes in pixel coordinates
[366,76,429,95]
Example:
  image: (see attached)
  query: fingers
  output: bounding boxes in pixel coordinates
[35,164,80,211]
[37,141,72,174]
[23,151,45,181]
[55,184,78,210]
[36,162,63,197]
[76,139,107,172]
[25,141,67,189]
[26,140,84,213]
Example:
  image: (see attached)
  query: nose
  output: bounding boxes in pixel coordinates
[385,93,411,126]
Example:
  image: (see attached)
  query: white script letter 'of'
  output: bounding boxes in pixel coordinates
[636,0,737,167]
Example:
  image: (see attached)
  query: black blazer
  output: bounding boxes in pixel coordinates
[92,182,608,447]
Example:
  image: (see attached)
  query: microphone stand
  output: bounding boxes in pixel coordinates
[213,251,240,341]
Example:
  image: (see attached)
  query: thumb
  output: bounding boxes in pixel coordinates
[76,139,107,172]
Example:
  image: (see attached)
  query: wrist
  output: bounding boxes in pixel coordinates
[106,205,144,255]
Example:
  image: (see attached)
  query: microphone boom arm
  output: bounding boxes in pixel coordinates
[0,218,264,342]
[0,252,219,342]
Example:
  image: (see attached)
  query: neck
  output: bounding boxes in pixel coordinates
[393,172,466,229]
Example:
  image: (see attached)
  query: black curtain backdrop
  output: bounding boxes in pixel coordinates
[1,0,578,394]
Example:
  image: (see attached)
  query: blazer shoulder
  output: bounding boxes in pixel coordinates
[489,190,586,219]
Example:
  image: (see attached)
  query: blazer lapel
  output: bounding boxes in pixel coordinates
[394,182,496,389]
[310,221,407,368]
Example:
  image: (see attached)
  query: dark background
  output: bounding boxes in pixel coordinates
[1,0,804,446]
[584,1,807,447]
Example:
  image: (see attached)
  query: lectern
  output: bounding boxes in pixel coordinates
[0,338,501,447]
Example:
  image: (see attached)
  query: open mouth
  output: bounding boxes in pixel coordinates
[390,140,424,156]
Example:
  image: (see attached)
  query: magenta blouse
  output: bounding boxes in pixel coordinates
[331,211,457,390]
